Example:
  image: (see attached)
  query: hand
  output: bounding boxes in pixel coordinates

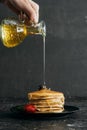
[1,0,39,23]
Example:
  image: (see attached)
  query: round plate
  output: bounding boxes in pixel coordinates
[10,105,79,119]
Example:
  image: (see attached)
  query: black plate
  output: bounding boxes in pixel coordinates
[10,105,79,119]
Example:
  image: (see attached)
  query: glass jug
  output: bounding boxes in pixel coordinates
[0,18,46,48]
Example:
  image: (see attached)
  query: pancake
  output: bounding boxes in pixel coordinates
[28,86,65,113]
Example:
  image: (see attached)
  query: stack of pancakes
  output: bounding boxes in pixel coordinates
[28,86,65,113]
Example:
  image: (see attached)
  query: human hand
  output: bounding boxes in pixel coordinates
[1,0,39,23]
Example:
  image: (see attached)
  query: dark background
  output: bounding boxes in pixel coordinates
[0,0,87,98]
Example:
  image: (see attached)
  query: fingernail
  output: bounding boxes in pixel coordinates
[35,16,38,23]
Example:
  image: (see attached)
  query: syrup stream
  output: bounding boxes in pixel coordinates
[43,35,46,86]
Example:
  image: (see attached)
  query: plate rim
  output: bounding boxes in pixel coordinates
[10,104,79,115]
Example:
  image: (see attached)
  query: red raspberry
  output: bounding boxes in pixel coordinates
[24,104,36,113]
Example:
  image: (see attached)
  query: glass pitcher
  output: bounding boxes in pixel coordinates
[0,18,46,48]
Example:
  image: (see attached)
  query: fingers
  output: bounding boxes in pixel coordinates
[4,0,39,23]
[21,0,39,23]
[29,0,39,23]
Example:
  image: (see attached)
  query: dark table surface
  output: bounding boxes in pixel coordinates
[0,97,87,130]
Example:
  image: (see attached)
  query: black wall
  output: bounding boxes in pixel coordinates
[0,0,87,98]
